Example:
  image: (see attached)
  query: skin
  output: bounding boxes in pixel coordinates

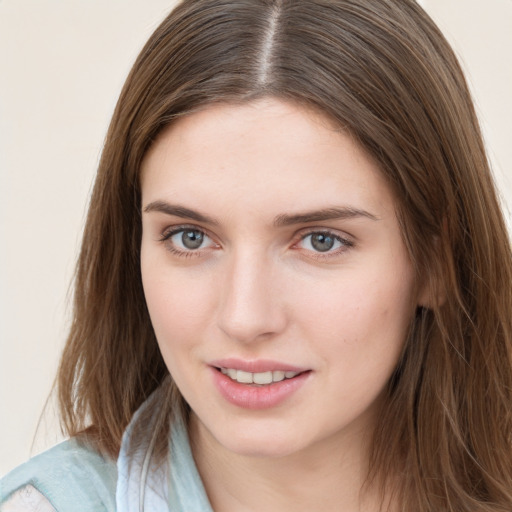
[140,98,422,511]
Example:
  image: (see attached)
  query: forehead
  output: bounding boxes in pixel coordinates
[140,98,396,220]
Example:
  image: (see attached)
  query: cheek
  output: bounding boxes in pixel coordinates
[141,270,217,389]
[141,254,216,351]
[298,270,414,330]
[292,266,416,371]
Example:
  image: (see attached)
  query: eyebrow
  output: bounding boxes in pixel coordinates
[143,201,379,226]
[143,201,219,225]
[273,207,379,226]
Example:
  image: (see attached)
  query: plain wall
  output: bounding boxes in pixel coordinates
[1,0,511,476]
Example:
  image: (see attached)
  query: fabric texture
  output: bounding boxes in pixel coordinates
[116,389,213,512]
[0,436,117,512]
[0,391,213,512]
[1,484,56,512]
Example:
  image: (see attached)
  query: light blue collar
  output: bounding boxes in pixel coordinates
[116,391,213,512]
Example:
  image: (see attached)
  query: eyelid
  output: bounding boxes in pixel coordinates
[159,224,219,256]
[292,227,355,256]
[295,226,354,241]
[159,223,211,241]
[156,224,354,260]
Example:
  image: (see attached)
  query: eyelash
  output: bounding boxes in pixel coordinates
[295,229,354,260]
[158,225,354,259]
[159,225,217,258]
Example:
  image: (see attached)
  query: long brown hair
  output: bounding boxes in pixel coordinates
[56,0,512,510]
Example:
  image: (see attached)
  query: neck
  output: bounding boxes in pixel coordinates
[189,414,389,512]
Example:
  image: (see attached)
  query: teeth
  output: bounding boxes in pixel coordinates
[237,370,253,383]
[272,370,285,382]
[253,371,272,385]
[220,368,300,384]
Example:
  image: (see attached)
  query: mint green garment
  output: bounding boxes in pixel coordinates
[0,410,214,511]
[0,437,117,511]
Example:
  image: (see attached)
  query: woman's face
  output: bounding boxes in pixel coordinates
[140,98,420,458]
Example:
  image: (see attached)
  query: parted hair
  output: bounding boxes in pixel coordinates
[56,0,512,510]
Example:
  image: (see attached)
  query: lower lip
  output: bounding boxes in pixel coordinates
[211,368,310,410]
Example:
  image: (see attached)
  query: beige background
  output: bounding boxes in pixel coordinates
[1,0,511,476]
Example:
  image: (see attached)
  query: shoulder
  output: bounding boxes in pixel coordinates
[0,437,117,512]
[1,485,55,512]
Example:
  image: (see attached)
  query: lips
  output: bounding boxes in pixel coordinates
[210,358,307,374]
[209,359,311,409]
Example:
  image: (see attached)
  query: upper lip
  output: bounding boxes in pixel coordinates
[210,358,309,373]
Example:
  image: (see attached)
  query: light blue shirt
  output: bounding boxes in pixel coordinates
[0,437,117,511]
[0,416,213,511]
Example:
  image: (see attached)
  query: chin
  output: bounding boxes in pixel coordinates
[221,435,303,459]
[205,419,311,459]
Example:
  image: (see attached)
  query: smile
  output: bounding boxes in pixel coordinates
[219,368,301,385]
[212,366,311,409]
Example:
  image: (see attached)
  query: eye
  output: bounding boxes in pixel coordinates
[298,231,352,253]
[173,229,206,250]
[161,226,216,254]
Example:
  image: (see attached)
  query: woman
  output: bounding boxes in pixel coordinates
[2,0,511,511]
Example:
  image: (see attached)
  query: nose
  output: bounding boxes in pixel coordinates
[216,249,287,344]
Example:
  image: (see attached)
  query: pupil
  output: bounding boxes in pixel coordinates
[182,230,204,249]
[311,233,334,252]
